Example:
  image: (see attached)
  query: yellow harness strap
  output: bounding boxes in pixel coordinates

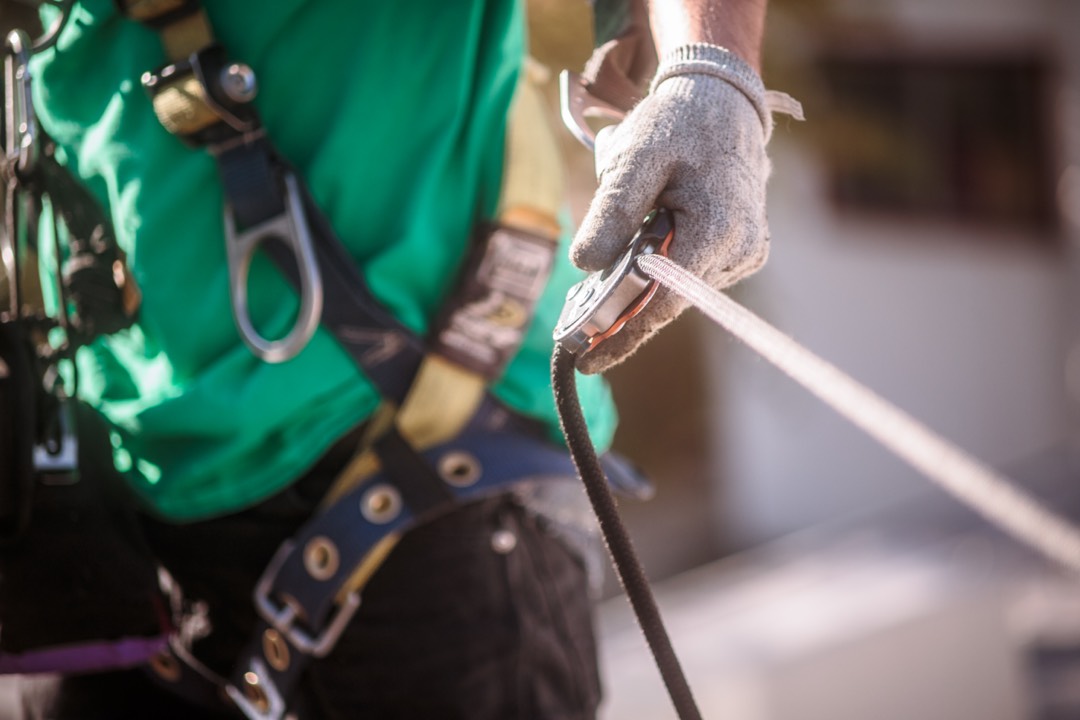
[324,47,576,598]
[124,0,584,599]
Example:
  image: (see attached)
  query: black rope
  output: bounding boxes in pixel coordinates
[551,344,703,720]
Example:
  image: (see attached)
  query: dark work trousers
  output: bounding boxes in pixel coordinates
[12,430,603,719]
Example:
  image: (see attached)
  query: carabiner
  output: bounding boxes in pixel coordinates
[4,29,38,179]
[224,172,324,364]
[558,70,627,152]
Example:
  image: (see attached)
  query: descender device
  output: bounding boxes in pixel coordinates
[553,70,674,357]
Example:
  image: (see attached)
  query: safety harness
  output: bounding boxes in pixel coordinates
[86,2,647,718]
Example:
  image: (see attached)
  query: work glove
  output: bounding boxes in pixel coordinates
[570,43,801,374]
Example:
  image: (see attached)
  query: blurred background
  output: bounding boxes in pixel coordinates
[2,0,1079,718]
[586,0,1080,718]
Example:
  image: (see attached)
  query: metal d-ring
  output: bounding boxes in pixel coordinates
[224,172,324,363]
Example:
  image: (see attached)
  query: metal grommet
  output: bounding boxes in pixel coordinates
[242,671,271,714]
[303,536,340,581]
[491,528,517,554]
[149,651,182,683]
[263,629,291,673]
[438,451,481,488]
[361,484,402,524]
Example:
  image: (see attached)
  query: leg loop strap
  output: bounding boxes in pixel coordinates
[223,398,646,720]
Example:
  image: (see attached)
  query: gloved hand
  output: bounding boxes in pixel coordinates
[569,43,800,374]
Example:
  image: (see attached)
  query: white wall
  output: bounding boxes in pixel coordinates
[710,0,1075,546]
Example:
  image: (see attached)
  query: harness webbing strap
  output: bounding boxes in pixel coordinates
[322,355,486,505]
[229,405,643,720]
[498,63,564,237]
[116,0,199,28]
[428,65,564,380]
[156,10,212,60]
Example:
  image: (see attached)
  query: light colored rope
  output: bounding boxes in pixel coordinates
[639,253,1080,574]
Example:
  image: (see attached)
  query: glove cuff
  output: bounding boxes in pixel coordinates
[650,43,772,137]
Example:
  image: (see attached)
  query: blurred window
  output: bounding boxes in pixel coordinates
[820,52,1058,236]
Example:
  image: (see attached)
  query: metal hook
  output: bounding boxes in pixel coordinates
[559,70,627,152]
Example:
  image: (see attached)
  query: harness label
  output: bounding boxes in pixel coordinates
[432,225,556,380]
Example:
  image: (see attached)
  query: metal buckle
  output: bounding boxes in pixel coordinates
[253,542,361,658]
[224,171,324,364]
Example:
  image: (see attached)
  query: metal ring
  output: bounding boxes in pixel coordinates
[303,536,340,581]
[241,671,271,714]
[149,651,182,683]
[262,629,291,673]
[360,484,402,524]
[438,451,482,488]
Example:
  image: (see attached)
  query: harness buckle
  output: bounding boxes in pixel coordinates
[253,542,361,658]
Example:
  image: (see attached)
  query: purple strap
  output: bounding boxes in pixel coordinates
[0,634,169,675]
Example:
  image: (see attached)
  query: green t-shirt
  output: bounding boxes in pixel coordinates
[31,0,616,521]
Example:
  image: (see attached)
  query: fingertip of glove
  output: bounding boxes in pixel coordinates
[568,237,614,272]
[570,204,640,271]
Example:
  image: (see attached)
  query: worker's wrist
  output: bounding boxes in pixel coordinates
[650,43,769,131]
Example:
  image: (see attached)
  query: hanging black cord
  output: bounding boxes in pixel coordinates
[551,343,703,720]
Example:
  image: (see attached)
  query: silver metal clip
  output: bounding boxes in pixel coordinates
[558,70,627,152]
[224,172,324,364]
[4,29,38,178]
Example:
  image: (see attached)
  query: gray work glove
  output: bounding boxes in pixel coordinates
[570,43,801,374]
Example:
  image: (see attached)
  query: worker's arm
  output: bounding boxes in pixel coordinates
[648,0,766,70]
[569,0,797,375]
